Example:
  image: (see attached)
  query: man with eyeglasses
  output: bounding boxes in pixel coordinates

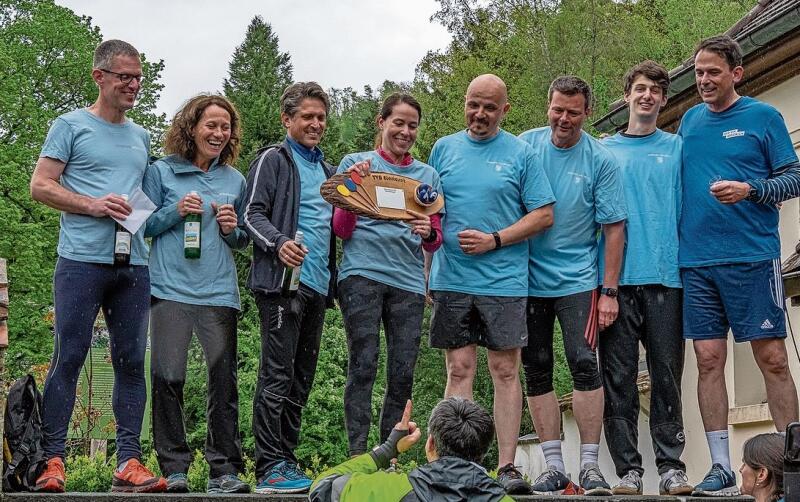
[30,39,166,493]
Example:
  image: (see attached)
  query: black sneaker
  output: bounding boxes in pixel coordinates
[578,463,612,496]
[166,473,189,493]
[207,474,251,493]
[530,467,571,494]
[497,463,532,495]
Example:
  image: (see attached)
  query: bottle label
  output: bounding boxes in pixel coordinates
[289,266,301,291]
[184,222,200,248]
[115,232,131,254]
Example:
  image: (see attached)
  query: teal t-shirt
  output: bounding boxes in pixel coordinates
[519,128,627,297]
[292,147,332,296]
[678,96,798,267]
[142,155,249,309]
[39,108,151,265]
[428,129,556,297]
[337,151,443,295]
[600,130,682,287]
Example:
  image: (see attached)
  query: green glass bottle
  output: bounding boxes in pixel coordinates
[281,231,305,297]
[113,194,131,266]
[184,191,201,259]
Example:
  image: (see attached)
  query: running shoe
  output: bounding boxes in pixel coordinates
[692,463,740,497]
[579,462,612,496]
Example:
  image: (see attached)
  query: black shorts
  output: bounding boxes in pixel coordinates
[429,290,527,351]
[522,290,603,396]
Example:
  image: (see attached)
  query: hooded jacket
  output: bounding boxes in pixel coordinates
[243,139,337,305]
[310,454,513,502]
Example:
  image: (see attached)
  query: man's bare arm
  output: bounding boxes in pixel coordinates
[30,156,130,219]
[458,203,554,255]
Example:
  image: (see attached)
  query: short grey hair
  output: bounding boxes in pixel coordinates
[280,82,330,117]
[93,40,140,70]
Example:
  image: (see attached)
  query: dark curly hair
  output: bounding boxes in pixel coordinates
[164,94,242,166]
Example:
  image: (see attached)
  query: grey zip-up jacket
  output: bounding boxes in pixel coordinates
[243,140,337,305]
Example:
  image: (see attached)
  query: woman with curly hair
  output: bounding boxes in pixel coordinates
[142,94,250,494]
[740,433,786,502]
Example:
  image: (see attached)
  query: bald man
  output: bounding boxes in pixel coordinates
[427,74,556,495]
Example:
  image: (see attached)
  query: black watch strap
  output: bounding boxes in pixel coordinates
[492,231,502,250]
[600,287,618,298]
[423,228,438,243]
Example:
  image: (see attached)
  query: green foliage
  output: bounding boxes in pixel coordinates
[64,454,115,492]
[413,0,751,156]
[223,15,293,169]
[0,0,166,379]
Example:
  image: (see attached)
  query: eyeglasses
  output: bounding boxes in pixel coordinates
[99,69,144,85]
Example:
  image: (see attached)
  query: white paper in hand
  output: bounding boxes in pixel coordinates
[112,187,156,234]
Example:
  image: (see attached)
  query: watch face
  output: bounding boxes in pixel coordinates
[602,287,618,298]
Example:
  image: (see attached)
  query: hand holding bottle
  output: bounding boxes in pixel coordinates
[278,238,307,268]
[212,202,237,235]
[178,192,203,217]
[88,193,131,220]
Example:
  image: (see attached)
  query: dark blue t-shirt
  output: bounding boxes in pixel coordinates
[678,96,798,267]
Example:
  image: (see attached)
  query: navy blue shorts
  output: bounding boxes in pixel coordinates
[682,258,786,342]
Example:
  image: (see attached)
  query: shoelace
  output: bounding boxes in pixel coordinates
[44,462,65,478]
[583,467,604,483]
[620,472,640,485]
[535,469,560,484]
[123,462,153,478]
[669,471,689,485]
[499,465,523,480]
[279,463,305,481]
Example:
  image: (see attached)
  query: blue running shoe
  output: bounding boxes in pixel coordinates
[691,463,740,497]
[255,461,312,494]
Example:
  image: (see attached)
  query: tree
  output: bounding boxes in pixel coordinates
[413,0,751,159]
[0,0,166,376]
[223,16,293,169]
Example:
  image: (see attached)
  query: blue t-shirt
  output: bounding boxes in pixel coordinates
[337,151,443,295]
[678,96,798,267]
[600,130,682,287]
[428,129,556,297]
[39,108,150,265]
[519,128,627,297]
[142,155,249,309]
[291,147,332,296]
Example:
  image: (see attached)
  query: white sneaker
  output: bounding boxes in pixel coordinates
[612,470,642,495]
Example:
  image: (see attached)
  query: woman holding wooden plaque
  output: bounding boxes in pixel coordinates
[334,93,443,456]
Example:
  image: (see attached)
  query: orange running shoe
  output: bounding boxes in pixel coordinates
[111,458,167,493]
[35,457,66,493]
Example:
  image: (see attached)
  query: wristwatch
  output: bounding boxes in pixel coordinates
[746,183,759,202]
[600,287,618,298]
[492,231,502,250]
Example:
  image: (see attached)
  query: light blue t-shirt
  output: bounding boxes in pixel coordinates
[337,151,443,295]
[600,130,682,287]
[40,109,150,265]
[291,147,332,296]
[519,128,627,297]
[142,155,249,309]
[429,129,556,297]
[678,96,798,267]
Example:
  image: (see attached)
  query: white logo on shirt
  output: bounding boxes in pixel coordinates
[277,305,284,329]
[567,171,589,184]
[647,153,669,164]
[761,319,774,330]
[723,129,745,139]
[488,161,510,172]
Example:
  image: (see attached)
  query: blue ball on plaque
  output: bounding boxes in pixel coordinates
[414,183,438,207]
